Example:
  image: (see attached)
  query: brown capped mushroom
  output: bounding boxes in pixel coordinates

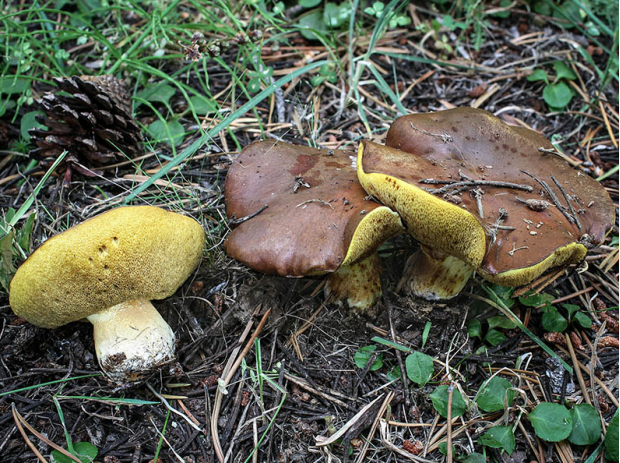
[357,108,615,298]
[224,140,404,309]
[9,206,205,382]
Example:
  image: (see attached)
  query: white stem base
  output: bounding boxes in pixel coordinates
[401,248,474,300]
[87,299,176,383]
[325,254,382,311]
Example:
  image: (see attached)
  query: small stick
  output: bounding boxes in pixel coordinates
[508,243,529,256]
[472,187,484,218]
[429,180,533,195]
[410,122,452,144]
[446,386,454,463]
[229,205,268,225]
[550,174,582,229]
[296,199,334,209]
[521,170,575,225]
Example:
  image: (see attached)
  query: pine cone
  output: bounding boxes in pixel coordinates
[29,75,143,184]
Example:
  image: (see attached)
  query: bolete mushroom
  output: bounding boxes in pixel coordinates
[224,140,404,309]
[357,108,615,298]
[9,206,205,382]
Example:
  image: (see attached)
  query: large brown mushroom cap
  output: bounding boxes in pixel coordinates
[10,206,205,328]
[224,141,404,278]
[359,108,615,285]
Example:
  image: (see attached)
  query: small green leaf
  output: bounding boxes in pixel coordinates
[491,0,511,18]
[476,376,515,412]
[146,119,185,147]
[323,2,350,28]
[573,311,592,329]
[247,78,262,93]
[488,316,517,330]
[430,386,466,419]
[439,442,456,455]
[21,111,46,139]
[299,0,322,7]
[569,403,602,446]
[479,425,515,454]
[457,453,486,463]
[488,284,514,308]
[518,291,553,307]
[354,345,383,371]
[51,441,98,463]
[543,82,574,109]
[467,319,482,339]
[0,76,30,95]
[135,83,176,106]
[484,329,506,346]
[542,306,568,332]
[563,303,581,319]
[554,61,577,81]
[605,410,619,462]
[188,95,217,115]
[529,403,572,442]
[405,351,434,386]
[387,365,401,382]
[298,11,328,40]
[526,69,549,84]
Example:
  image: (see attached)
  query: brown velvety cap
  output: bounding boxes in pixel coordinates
[9,206,205,328]
[362,108,615,279]
[224,141,403,277]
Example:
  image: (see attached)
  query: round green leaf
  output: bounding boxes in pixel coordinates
[299,0,321,8]
[542,306,568,332]
[554,61,577,81]
[528,403,572,442]
[476,376,515,412]
[147,119,185,147]
[188,95,216,115]
[526,69,549,83]
[569,403,602,445]
[405,351,434,386]
[21,111,46,139]
[467,319,482,339]
[488,316,517,330]
[458,453,486,463]
[484,329,506,346]
[354,345,383,371]
[430,385,466,419]
[606,410,619,462]
[543,82,573,109]
[479,425,515,454]
[136,83,176,106]
[573,311,592,329]
[298,11,328,40]
[51,441,98,463]
[0,76,30,95]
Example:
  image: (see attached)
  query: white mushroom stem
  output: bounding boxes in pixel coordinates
[86,299,176,382]
[400,247,474,300]
[325,253,382,311]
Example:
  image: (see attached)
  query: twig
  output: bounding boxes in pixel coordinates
[520,170,576,225]
[472,187,484,218]
[516,196,551,211]
[315,395,383,447]
[409,122,452,144]
[447,386,454,463]
[353,392,395,463]
[296,199,334,209]
[12,405,51,463]
[550,174,582,229]
[146,383,203,432]
[229,205,268,225]
[425,179,533,195]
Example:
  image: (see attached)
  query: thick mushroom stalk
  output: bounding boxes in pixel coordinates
[401,248,474,300]
[87,299,176,383]
[325,254,382,310]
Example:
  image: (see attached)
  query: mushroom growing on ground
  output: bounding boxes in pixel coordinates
[9,206,205,382]
[357,108,615,299]
[224,140,404,310]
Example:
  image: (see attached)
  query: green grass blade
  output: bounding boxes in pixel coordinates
[362,60,408,115]
[123,60,329,203]
[597,164,619,181]
[0,373,102,397]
